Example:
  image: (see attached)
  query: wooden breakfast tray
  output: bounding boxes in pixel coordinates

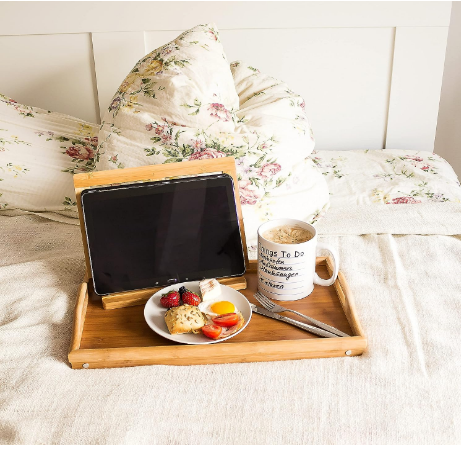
[68,257,367,369]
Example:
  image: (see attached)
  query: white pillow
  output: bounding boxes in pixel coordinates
[0,93,99,215]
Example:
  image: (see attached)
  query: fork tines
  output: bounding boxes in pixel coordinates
[254,291,276,310]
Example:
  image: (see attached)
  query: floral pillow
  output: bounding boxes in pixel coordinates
[228,62,329,253]
[97,22,239,170]
[96,24,329,253]
[0,93,99,215]
[311,149,461,207]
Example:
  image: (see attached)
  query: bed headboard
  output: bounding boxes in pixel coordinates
[0,1,451,152]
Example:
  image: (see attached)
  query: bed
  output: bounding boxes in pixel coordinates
[1,148,460,444]
[1,2,460,445]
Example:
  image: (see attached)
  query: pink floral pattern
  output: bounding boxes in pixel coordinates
[391,196,422,204]
[141,117,289,205]
[238,180,260,205]
[208,103,232,122]
[108,153,124,169]
[192,139,205,151]
[107,24,229,120]
[102,58,315,218]
[0,92,100,212]
[310,149,461,206]
[207,28,220,42]
[258,163,282,179]
[1,95,35,118]
[36,133,99,174]
[189,149,226,160]
[66,145,94,161]
[399,154,438,174]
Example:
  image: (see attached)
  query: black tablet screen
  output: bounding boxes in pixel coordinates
[81,174,245,295]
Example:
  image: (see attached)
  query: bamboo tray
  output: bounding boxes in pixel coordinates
[68,257,367,369]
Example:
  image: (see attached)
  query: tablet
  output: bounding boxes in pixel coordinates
[81,174,246,295]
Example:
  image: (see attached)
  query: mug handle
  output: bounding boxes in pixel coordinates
[313,242,339,287]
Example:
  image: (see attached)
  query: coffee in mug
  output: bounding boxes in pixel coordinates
[262,225,313,244]
[258,218,339,301]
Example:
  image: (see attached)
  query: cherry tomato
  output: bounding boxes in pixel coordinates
[201,324,222,339]
[212,313,239,327]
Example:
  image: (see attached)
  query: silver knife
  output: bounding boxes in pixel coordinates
[250,304,338,338]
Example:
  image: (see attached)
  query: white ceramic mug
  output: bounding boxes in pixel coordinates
[257,218,339,301]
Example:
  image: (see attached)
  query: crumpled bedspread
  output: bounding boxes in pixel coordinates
[1,200,461,444]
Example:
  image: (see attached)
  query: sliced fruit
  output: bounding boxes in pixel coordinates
[201,324,222,339]
[212,313,239,327]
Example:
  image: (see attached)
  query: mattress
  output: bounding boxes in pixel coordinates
[1,149,461,444]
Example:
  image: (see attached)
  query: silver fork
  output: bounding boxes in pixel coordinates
[255,291,350,337]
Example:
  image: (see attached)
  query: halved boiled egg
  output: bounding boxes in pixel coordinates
[198,300,236,317]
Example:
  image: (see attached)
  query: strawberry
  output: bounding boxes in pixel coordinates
[160,290,180,308]
[179,286,201,306]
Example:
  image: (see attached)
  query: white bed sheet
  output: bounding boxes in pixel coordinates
[1,200,461,444]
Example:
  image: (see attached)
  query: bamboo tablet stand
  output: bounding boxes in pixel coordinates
[73,157,249,310]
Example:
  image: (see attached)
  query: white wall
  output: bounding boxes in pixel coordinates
[435,1,461,177]
[0,1,452,154]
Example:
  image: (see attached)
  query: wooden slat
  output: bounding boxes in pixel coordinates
[325,259,366,339]
[336,272,366,339]
[102,276,247,310]
[74,157,238,189]
[75,187,92,280]
[69,336,367,369]
[386,26,449,151]
[68,282,89,353]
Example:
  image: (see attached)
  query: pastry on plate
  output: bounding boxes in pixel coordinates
[164,304,206,335]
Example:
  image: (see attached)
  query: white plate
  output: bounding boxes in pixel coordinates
[144,281,252,345]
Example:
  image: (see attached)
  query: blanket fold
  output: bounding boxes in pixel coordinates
[316,203,461,235]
